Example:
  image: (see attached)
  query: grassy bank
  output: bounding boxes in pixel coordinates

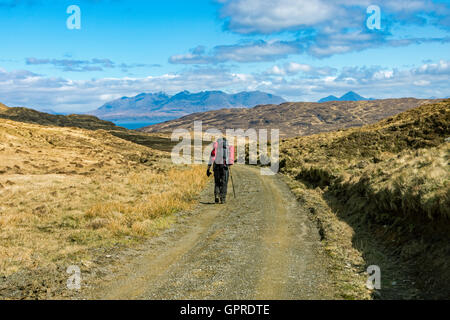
[0,118,208,297]
[280,100,450,299]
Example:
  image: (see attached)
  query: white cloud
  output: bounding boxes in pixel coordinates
[169,40,301,64]
[266,65,286,75]
[219,0,334,34]
[0,60,449,112]
[373,70,394,80]
[286,62,312,73]
[219,0,449,34]
[265,62,336,76]
[413,80,431,86]
[25,57,159,72]
[414,59,450,74]
[211,0,450,59]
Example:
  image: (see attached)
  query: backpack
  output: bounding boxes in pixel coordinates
[211,138,235,166]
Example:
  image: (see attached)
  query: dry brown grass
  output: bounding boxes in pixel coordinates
[0,118,208,277]
[280,100,450,221]
[280,100,450,298]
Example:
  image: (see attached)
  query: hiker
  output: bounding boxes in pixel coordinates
[206,138,234,204]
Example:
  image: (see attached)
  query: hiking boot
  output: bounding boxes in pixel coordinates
[215,197,220,204]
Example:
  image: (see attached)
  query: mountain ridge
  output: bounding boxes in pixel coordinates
[318,91,374,103]
[89,90,286,123]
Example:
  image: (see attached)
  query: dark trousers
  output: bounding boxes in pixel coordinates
[213,164,229,201]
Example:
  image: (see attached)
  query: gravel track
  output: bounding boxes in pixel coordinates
[85,165,334,300]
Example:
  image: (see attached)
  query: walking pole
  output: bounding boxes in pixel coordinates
[229,166,236,198]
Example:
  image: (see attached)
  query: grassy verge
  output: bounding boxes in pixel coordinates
[280,100,450,299]
[282,175,371,299]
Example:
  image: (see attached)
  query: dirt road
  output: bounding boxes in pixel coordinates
[83,165,335,299]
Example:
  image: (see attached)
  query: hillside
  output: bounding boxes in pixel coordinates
[279,99,450,298]
[0,115,208,299]
[2,98,448,299]
[141,98,438,138]
[89,90,286,123]
[0,105,120,131]
[0,105,178,152]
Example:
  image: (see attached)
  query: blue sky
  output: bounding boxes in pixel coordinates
[1,0,449,112]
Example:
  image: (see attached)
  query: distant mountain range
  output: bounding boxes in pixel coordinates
[89,90,286,123]
[318,91,374,103]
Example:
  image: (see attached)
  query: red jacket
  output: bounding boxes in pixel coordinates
[209,141,234,165]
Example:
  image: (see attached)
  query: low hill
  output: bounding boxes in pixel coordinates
[0,105,120,130]
[0,115,208,299]
[89,90,286,123]
[280,99,450,298]
[0,105,177,152]
[141,98,439,138]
